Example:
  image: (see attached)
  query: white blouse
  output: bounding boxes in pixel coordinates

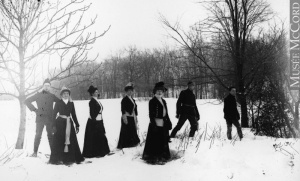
[155,97,166,127]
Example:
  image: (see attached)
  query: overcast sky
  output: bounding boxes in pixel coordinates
[0,0,290,94]
[83,0,289,62]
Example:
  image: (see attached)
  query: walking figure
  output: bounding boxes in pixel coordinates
[117,82,140,149]
[82,85,111,158]
[223,86,243,140]
[142,82,172,163]
[170,81,200,139]
[49,86,84,165]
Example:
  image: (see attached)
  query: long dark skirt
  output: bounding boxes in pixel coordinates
[117,117,140,149]
[142,123,170,161]
[82,119,110,158]
[49,118,84,164]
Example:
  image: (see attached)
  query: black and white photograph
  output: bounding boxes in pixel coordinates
[0,0,299,180]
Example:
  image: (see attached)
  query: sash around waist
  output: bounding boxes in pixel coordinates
[124,111,135,117]
[155,118,164,127]
[59,115,70,119]
[57,115,72,153]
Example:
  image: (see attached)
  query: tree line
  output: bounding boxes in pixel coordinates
[58,46,218,100]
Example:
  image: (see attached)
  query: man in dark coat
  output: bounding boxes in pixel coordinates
[223,86,243,140]
[25,78,60,157]
[170,81,200,139]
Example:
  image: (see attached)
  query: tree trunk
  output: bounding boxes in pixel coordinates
[237,57,249,127]
[238,74,249,127]
[16,57,26,149]
[15,99,27,149]
[199,84,202,99]
[195,84,198,99]
[279,126,283,138]
[16,30,26,149]
[239,94,249,128]
[172,83,175,98]
[250,105,255,128]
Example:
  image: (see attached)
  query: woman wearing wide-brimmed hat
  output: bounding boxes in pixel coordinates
[82,85,111,158]
[117,82,140,149]
[142,82,172,163]
[49,86,84,165]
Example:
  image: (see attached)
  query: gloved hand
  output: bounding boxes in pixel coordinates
[33,109,39,116]
[135,118,139,130]
[196,122,199,130]
[122,114,128,124]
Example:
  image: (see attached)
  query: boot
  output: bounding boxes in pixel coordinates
[30,152,38,157]
[227,126,232,140]
[237,128,243,140]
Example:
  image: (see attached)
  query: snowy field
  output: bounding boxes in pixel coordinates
[0,98,299,181]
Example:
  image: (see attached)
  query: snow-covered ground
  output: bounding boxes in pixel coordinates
[0,98,299,181]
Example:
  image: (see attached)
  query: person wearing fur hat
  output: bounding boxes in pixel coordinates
[170,81,200,139]
[142,81,172,163]
[24,78,60,157]
[49,86,84,165]
[82,85,111,158]
[117,82,140,149]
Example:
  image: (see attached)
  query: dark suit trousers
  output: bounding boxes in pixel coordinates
[34,119,53,153]
[170,114,198,137]
[226,119,243,139]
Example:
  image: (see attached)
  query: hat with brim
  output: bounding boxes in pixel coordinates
[88,85,98,94]
[187,81,194,86]
[124,82,134,92]
[153,81,167,94]
[60,86,71,96]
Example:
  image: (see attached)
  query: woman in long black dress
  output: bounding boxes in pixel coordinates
[142,82,172,163]
[117,83,140,149]
[82,85,110,158]
[49,86,84,165]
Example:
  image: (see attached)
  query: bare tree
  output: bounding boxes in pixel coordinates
[160,0,276,127]
[122,46,140,82]
[0,0,109,149]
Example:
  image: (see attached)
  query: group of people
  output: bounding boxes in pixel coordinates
[25,78,243,165]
